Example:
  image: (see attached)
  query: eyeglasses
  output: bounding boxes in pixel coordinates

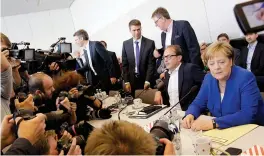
[154,17,162,25]
[163,54,177,60]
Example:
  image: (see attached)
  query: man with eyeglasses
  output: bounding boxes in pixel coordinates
[154,45,205,111]
[151,7,204,69]
[122,19,155,96]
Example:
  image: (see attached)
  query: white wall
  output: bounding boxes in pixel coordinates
[1,0,251,57]
[70,0,250,57]
[1,8,76,51]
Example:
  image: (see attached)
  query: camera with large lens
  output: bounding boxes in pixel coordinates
[150,120,175,155]
[16,92,44,108]
[57,121,94,153]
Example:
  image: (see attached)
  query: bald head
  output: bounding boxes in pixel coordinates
[28,72,54,99]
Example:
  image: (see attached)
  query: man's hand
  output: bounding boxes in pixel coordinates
[57,97,71,112]
[154,91,163,105]
[124,83,131,93]
[59,131,73,144]
[15,94,37,112]
[110,77,117,84]
[144,82,150,90]
[191,118,214,131]
[256,8,264,21]
[59,138,82,155]
[160,72,165,79]
[16,113,46,145]
[1,115,16,150]
[69,88,79,99]
[1,52,11,72]
[70,102,77,112]
[159,138,176,156]
[153,49,161,58]
[49,62,60,71]
[182,114,195,129]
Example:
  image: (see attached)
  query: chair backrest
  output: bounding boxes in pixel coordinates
[135,89,158,104]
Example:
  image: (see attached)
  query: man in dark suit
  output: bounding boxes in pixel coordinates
[100,40,121,79]
[239,32,264,76]
[154,45,205,111]
[122,19,156,95]
[217,33,241,65]
[73,29,116,93]
[151,7,203,69]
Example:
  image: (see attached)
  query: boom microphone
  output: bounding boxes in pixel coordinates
[164,85,198,115]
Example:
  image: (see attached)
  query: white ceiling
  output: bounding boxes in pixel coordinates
[1,0,75,17]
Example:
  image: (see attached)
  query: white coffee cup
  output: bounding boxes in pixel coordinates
[194,136,212,155]
[133,98,143,109]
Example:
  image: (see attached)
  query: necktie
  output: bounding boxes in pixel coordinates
[135,41,140,73]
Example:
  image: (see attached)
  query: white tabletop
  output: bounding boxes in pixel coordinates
[88,97,264,155]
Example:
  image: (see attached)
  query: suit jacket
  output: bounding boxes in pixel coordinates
[122,36,155,87]
[77,41,114,88]
[233,47,241,65]
[160,63,205,111]
[239,42,264,76]
[108,51,121,78]
[186,66,264,129]
[161,20,203,68]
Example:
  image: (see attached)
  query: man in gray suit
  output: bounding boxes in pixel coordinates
[122,19,155,95]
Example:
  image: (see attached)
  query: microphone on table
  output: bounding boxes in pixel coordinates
[164,85,198,116]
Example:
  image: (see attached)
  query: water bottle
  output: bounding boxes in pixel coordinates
[171,125,182,155]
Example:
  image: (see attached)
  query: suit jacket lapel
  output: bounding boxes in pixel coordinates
[161,32,166,49]
[171,20,177,45]
[251,43,260,64]
[178,63,184,98]
[89,41,94,62]
[243,48,249,67]
[139,37,146,67]
[129,38,136,68]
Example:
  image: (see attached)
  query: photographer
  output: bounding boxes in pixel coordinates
[54,71,112,121]
[1,34,13,120]
[84,120,175,155]
[1,113,46,154]
[27,72,77,126]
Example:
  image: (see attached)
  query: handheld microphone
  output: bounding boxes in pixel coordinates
[164,85,198,115]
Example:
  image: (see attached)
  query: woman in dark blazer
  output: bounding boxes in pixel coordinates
[183,42,264,130]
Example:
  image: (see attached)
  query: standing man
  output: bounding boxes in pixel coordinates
[100,40,121,79]
[74,29,116,93]
[217,33,241,65]
[151,7,203,68]
[122,19,155,95]
[239,32,264,76]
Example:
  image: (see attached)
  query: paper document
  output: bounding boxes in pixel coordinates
[203,124,258,145]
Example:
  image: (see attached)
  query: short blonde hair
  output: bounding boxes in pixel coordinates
[204,41,234,65]
[84,120,157,155]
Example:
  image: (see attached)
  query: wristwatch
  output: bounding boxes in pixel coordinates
[212,119,217,129]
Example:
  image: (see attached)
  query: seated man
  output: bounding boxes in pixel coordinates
[154,45,205,111]
[217,33,241,65]
[183,42,264,131]
[84,120,175,155]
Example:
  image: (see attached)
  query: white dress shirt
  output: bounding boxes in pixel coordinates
[168,63,182,110]
[133,36,142,74]
[81,42,97,75]
[165,21,173,48]
[246,41,258,72]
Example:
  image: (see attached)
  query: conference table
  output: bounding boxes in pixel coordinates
[88,97,264,155]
